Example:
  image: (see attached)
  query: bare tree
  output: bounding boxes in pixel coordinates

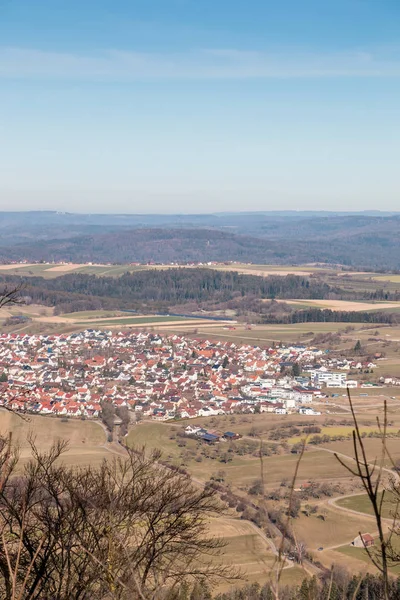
[0,283,25,309]
[334,390,400,600]
[0,439,234,600]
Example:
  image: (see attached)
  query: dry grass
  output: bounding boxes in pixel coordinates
[0,410,109,467]
[278,299,400,312]
[293,508,375,551]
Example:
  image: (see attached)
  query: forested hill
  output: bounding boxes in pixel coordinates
[1,214,400,268]
[0,229,280,265]
[0,268,390,315]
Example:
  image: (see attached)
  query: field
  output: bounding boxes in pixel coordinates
[278,299,400,312]
[0,263,146,278]
[79,316,212,326]
[0,304,231,335]
[335,540,400,575]
[209,517,277,589]
[162,321,373,346]
[127,421,361,490]
[292,508,374,551]
[0,412,309,589]
[335,492,397,519]
[0,410,110,468]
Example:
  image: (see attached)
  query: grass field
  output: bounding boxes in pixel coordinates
[80,315,213,326]
[279,299,400,312]
[209,517,277,588]
[321,438,400,469]
[62,310,124,319]
[127,422,359,489]
[166,321,372,346]
[336,492,397,519]
[293,508,374,551]
[335,541,400,574]
[371,275,400,284]
[0,263,146,279]
[288,425,400,444]
[0,410,109,467]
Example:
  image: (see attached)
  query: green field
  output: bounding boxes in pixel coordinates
[335,541,400,574]
[336,492,397,519]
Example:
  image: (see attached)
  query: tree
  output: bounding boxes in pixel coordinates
[0,438,234,599]
[291,362,301,377]
[354,339,362,354]
[334,391,395,600]
[0,372,7,383]
[100,399,116,432]
[289,495,301,518]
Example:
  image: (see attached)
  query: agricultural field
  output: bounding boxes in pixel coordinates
[0,263,146,278]
[127,421,360,490]
[292,508,374,552]
[209,517,277,589]
[335,492,397,519]
[0,410,110,468]
[278,299,400,312]
[162,321,371,346]
[79,316,213,327]
[334,541,400,575]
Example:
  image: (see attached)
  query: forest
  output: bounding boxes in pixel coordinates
[2,213,400,268]
[1,268,399,323]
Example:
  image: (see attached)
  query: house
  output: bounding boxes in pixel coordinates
[299,406,321,416]
[200,433,220,444]
[184,425,201,436]
[223,431,241,440]
[352,533,374,548]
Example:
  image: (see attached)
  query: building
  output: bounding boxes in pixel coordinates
[223,431,241,440]
[352,533,374,548]
[311,370,347,387]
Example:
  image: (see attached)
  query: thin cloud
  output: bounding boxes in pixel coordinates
[0,46,399,80]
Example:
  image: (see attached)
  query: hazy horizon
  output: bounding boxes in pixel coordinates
[1,1,400,213]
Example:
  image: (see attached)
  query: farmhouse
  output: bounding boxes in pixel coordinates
[352,533,374,548]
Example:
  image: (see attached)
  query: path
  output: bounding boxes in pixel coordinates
[318,445,399,482]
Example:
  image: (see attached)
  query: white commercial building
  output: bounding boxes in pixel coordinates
[310,370,347,387]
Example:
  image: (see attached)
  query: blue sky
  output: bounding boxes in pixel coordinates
[1,0,400,213]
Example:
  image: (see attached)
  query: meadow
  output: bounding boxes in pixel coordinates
[0,410,110,468]
[335,492,397,519]
[127,421,360,490]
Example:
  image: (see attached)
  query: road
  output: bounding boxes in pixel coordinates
[317,445,399,482]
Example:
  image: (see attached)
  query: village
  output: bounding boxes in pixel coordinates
[0,328,388,422]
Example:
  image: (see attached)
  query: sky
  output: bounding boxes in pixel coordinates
[1,0,400,213]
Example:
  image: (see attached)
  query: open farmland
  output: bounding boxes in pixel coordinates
[127,421,360,490]
[292,508,375,552]
[162,322,371,345]
[0,263,147,278]
[0,410,110,468]
[334,539,400,575]
[335,492,397,519]
[278,299,400,312]
[209,517,278,589]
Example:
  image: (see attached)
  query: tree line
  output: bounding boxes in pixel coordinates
[0,269,395,315]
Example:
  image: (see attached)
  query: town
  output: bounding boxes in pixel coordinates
[0,328,386,421]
